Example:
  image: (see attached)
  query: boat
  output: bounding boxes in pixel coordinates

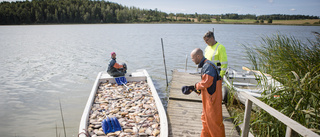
[79,69,168,137]
[223,67,282,105]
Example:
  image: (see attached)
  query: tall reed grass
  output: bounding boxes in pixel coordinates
[228,32,320,136]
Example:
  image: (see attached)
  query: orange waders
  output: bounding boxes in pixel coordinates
[196,70,225,137]
[195,59,225,137]
[200,78,225,137]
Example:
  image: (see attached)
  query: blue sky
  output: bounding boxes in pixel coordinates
[1,0,319,16]
[108,0,320,17]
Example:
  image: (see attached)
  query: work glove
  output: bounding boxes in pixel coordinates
[181,86,195,95]
[122,63,127,69]
[194,83,201,95]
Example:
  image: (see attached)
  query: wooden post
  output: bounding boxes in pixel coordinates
[185,54,188,71]
[241,99,252,137]
[286,126,292,137]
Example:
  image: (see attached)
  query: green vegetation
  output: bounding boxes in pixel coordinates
[0,0,167,24]
[227,33,320,136]
[214,19,320,25]
[257,14,319,20]
[0,0,319,25]
[219,19,256,23]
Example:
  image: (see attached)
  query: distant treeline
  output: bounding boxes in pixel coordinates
[0,0,169,24]
[1,0,319,25]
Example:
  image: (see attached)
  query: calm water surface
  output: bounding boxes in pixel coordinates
[0,24,319,137]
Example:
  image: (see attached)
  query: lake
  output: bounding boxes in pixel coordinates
[0,24,319,137]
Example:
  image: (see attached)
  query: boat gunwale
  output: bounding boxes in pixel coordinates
[79,72,102,137]
[79,69,168,137]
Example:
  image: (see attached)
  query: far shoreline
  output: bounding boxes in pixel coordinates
[1,19,320,26]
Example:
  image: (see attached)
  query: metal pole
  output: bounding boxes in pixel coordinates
[185,54,188,71]
[161,38,168,87]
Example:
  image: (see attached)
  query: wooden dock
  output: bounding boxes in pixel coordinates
[167,69,240,137]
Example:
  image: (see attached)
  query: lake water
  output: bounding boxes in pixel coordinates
[0,24,319,137]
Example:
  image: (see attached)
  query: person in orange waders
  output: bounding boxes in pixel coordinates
[182,48,225,137]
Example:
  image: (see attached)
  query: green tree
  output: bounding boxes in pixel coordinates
[54,8,59,22]
[83,12,90,23]
[169,13,175,21]
[197,16,201,22]
[216,16,221,22]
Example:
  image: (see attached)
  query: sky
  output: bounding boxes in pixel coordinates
[108,0,320,16]
[1,0,320,17]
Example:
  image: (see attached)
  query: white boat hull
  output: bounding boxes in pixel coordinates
[223,67,281,105]
[79,69,168,137]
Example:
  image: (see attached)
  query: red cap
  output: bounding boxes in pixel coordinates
[111,52,115,56]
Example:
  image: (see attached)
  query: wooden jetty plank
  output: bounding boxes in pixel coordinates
[168,69,240,137]
[167,100,202,137]
[169,70,202,101]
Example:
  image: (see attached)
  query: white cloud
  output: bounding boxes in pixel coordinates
[180,9,186,12]
[237,8,243,13]
[290,8,296,11]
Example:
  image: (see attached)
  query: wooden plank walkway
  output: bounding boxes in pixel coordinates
[167,69,240,137]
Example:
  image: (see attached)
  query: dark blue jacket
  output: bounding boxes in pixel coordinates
[198,57,220,95]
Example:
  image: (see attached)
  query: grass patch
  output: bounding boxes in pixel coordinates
[219,19,256,23]
[272,19,320,25]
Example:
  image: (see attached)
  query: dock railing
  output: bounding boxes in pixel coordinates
[240,92,320,137]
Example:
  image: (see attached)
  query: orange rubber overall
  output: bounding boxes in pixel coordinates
[196,63,225,137]
[113,62,123,69]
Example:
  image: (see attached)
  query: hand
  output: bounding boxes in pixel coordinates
[123,63,127,69]
[194,83,201,95]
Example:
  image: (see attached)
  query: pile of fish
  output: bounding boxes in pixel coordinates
[87,80,160,137]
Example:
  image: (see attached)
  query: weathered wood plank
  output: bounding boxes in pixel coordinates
[167,100,202,137]
[241,99,253,137]
[167,100,240,137]
[169,70,202,101]
[168,70,240,137]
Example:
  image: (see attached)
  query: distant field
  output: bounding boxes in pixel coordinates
[215,19,320,25]
[218,19,256,23]
[167,17,319,25]
[272,19,320,25]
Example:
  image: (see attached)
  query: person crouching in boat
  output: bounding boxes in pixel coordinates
[107,52,127,77]
[182,48,225,137]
